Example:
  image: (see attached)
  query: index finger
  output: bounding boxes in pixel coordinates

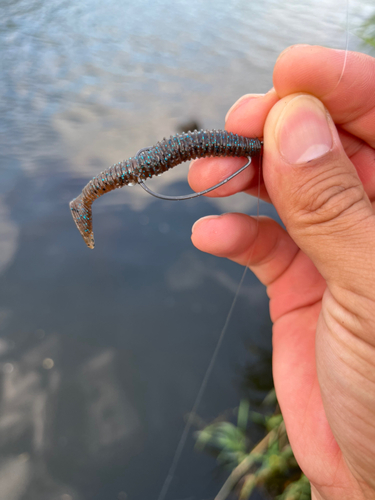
[188,90,279,200]
[273,45,375,148]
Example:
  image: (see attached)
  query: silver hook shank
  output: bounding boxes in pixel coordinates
[135,155,252,201]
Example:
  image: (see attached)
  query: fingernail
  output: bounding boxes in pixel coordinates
[276,95,333,164]
[225,94,263,123]
[192,215,220,233]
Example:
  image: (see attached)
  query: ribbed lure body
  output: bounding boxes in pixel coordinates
[69,129,262,248]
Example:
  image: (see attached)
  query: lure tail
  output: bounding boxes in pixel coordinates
[69,195,95,249]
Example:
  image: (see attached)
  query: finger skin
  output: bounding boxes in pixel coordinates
[191,213,325,320]
[263,93,375,296]
[263,91,375,493]
[191,211,370,498]
[190,48,375,203]
[192,46,375,499]
[273,46,375,148]
[188,155,266,199]
[223,47,375,201]
[337,127,375,199]
[188,90,279,201]
[272,45,375,201]
[191,213,299,286]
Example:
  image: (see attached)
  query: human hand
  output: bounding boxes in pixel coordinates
[189,45,375,500]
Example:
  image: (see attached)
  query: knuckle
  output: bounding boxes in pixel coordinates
[290,167,369,234]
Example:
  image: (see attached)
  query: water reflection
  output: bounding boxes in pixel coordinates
[0,197,19,275]
[0,336,81,500]
[0,331,143,499]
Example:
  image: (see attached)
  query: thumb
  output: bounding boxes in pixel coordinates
[263,93,375,295]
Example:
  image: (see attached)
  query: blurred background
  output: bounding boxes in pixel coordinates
[0,1,373,499]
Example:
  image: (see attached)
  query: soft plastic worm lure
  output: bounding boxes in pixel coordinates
[69,129,262,249]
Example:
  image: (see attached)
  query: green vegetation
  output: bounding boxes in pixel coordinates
[195,391,310,500]
[358,10,375,49]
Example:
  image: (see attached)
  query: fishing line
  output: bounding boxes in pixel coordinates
[333,0,350,91]
[157,159,262,500]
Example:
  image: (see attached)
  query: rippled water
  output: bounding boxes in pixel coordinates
[0,1,372,499]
